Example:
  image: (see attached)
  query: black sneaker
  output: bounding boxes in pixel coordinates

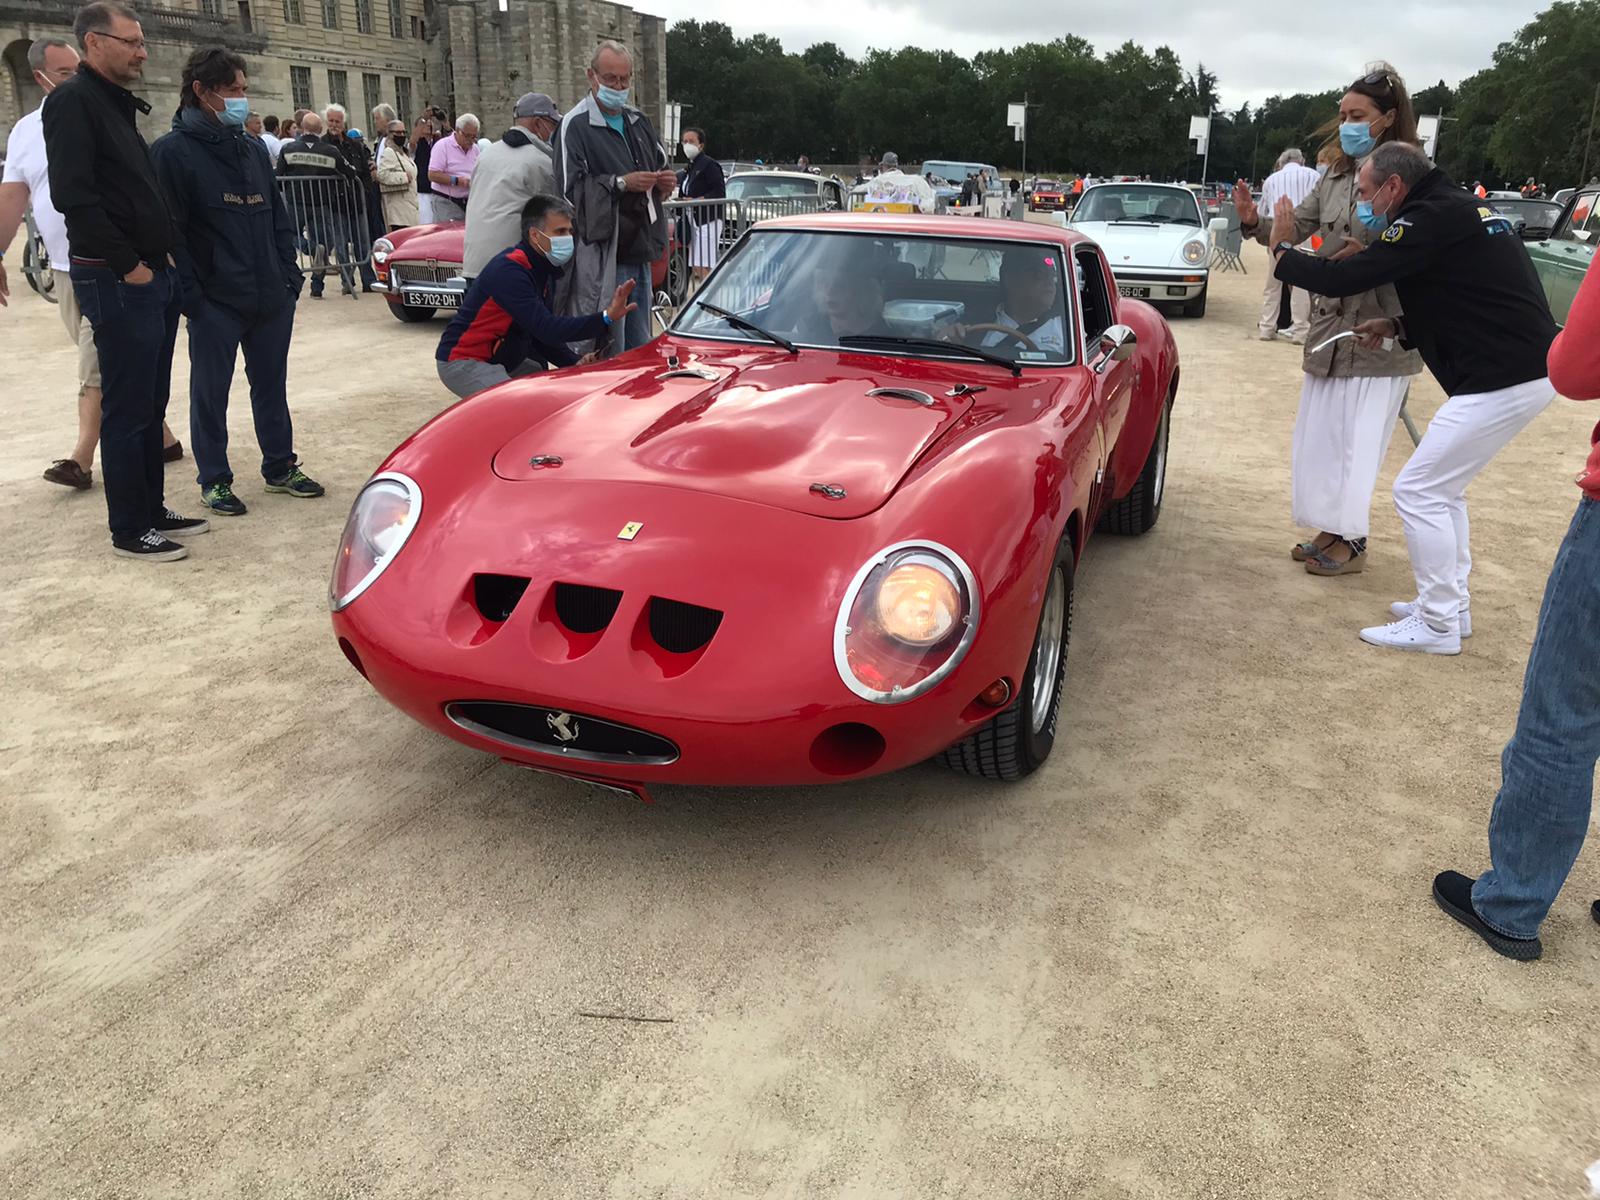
[113,529,188,562]
[154,508,209,538]
[1432,870,1542,961]
[201,483,248,516]
[264,466,325,498]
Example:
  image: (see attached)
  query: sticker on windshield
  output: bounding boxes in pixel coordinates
[1017,351,1049,360]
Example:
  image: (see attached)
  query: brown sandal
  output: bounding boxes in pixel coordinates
[44,459,93,490]
[1291,532,1337,562]
[1305,537,1367,576]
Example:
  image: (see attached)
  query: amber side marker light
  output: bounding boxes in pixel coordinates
[978,678,1012,707]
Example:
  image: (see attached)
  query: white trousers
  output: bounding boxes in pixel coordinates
[1261,268,1310,338]
[417,193,436,224]
[1394,377,1555,629]
[1292,373,1409,537]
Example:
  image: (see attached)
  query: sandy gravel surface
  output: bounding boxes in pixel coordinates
[1,242,1597,1200]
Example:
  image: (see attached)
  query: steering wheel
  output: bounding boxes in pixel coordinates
[957,323,1039,352]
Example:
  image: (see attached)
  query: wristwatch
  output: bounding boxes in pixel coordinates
[1273,240,1295,257]
[615,174,627,191]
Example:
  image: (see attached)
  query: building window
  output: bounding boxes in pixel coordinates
[388,0,403,38]
[237,0,253,30]
[328,68,348,108]
[395,76,412,124]
[363,73,382,120]
[410,14,421,37]
[321,0,338,28]
[290,65,312,110]
[354,0,372,34]
[199,0,221,13]
[283,0,302,22]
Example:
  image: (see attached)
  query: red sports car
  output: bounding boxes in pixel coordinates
[332,213,1178,795]
[373,219,681,324]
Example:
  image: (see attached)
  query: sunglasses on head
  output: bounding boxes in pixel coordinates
[1357,70,1397,91]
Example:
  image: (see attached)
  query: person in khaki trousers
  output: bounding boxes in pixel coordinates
[375,119,419,230]
[1255,148,1320,342]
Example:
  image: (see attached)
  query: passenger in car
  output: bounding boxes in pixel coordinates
[806,258,893,342]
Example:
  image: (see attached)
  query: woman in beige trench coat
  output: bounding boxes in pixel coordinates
[1234,63,1424,576]
[375,119,420,230]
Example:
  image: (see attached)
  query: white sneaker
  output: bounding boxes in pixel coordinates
[1360,613,1461,655]
[1389,599,1472,638]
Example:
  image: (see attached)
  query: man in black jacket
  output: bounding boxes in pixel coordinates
[151,45,322,519]
[42,1,207,561]
[1269,141,1557,656]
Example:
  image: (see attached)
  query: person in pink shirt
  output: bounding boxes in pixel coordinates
[1431,259,1600,960]
[426,113,480,221]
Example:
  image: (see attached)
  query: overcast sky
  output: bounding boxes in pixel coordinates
[644,0,1547,110]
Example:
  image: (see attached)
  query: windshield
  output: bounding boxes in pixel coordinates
[725,175,818,200]
[674,229,1076,367]
[923,162,1002,191]
[1072,186,1202,226]
[1491,199,1561,224]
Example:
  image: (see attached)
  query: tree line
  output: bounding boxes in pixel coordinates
[666,0,1600,187]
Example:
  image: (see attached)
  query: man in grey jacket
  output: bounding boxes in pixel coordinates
[462,92,562,280]
[554,39,674,357]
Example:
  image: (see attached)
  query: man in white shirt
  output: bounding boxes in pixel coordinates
[1257,147,1321,342]
[0,35,179,490]
[976,249,1067,357]
[862,151,937,213]
[259,113,285,162]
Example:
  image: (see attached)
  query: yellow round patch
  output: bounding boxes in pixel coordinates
[1381,225,1405,243]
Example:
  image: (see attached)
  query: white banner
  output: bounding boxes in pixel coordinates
[1416,115,1439,158]
[1007,103,1027,128]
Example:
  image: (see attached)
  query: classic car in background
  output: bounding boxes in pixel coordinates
[1525,185,1597,326]
[1069,182,1210,317]
[1028,181,1069,212]
[724,170,848,219]
[331,214,1179,793]
[1487,197,1563,241]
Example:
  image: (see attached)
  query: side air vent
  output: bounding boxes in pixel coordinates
[473,574,531,623]
[554,583,624,634]
[648,597,724,655]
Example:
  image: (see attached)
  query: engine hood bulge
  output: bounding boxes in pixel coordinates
[491,359,977,519]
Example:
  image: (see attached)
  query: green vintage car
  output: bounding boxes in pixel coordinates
[1525,185,1598,325]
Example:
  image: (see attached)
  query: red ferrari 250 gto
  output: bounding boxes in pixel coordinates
[333,213,1178,795]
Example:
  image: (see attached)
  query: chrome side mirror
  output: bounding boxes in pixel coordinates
[1091,324,1137,374]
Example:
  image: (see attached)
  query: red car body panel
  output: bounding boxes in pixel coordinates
[335,214,1178,786]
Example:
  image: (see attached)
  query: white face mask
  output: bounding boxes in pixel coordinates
[682,142,701,160]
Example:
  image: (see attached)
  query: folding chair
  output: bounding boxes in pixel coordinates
[1208,211,1247,273]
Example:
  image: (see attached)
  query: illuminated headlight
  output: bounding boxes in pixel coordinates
[329,472,421,611]
[1181,239,1207,265]
[372,236,394,266]
[834,541,980,704]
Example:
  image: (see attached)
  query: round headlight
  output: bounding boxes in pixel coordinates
[1182,239,1207,265]
[329,472,421,611]
[372,236,394,266]
[835,542,980,704]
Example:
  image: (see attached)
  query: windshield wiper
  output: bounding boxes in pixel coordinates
[838,334,1021,376]
[695,302,797,353]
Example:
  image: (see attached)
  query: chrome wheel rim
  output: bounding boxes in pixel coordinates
[1151,406,1169,510]
[1030,565,1067,734]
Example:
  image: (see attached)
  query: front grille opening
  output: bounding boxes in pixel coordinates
[554,583,623,634]
[472,574,531,623]
[648,597,723,655]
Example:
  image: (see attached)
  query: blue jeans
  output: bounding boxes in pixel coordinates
[187,297,298,489]
[615,261,653,355]
[69,261,180,538]
[1472,496,1600,938]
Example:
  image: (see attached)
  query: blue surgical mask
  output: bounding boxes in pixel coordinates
[216,96,250,127]
[542,233,574,265]
[596,83,629,110]
[1355,198,1389,232]
[1339,120,1377,158]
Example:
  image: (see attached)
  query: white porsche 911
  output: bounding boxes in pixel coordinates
[1068,183,1211,317]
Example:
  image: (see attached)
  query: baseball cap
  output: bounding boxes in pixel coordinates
[880,151,899,168]
[514,93,563,121]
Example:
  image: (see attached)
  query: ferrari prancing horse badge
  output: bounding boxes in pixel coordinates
[617,521,643,541]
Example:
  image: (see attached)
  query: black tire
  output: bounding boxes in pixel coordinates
[1182,285,1207,318]
[939,541,1073,782]
[388,301,437,323]
[1098,399,1171,536]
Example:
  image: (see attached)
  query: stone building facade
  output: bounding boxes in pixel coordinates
[1,0,666,149]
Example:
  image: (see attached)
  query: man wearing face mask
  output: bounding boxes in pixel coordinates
[436,194,638,398]
[461,93,564,280]
[1269,140,1558,655]
[151,44,323,519]
[554,39,675,357]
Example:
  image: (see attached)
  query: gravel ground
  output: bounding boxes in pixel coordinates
[1,242,1597,1200]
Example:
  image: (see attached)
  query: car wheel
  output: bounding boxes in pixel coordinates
[389,302,437,323]
[939,540,1073,782]
[1182,285,1207,318]
[1098,397,1171,536]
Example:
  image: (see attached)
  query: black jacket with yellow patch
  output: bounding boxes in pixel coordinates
[1274,168,1557,396]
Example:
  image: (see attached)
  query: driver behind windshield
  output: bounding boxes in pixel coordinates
[948,249,1066,356]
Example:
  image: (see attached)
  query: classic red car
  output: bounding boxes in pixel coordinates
[373,219,681,323]
[332,213,1178,795]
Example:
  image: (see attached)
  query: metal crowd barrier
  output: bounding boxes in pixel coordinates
[276,174,375,288]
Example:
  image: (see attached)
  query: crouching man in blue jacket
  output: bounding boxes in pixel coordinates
[436,193,637,398]
[151,45,322,518]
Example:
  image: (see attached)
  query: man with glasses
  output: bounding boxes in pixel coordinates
[554,39,675,358]
[42,1,207,561]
